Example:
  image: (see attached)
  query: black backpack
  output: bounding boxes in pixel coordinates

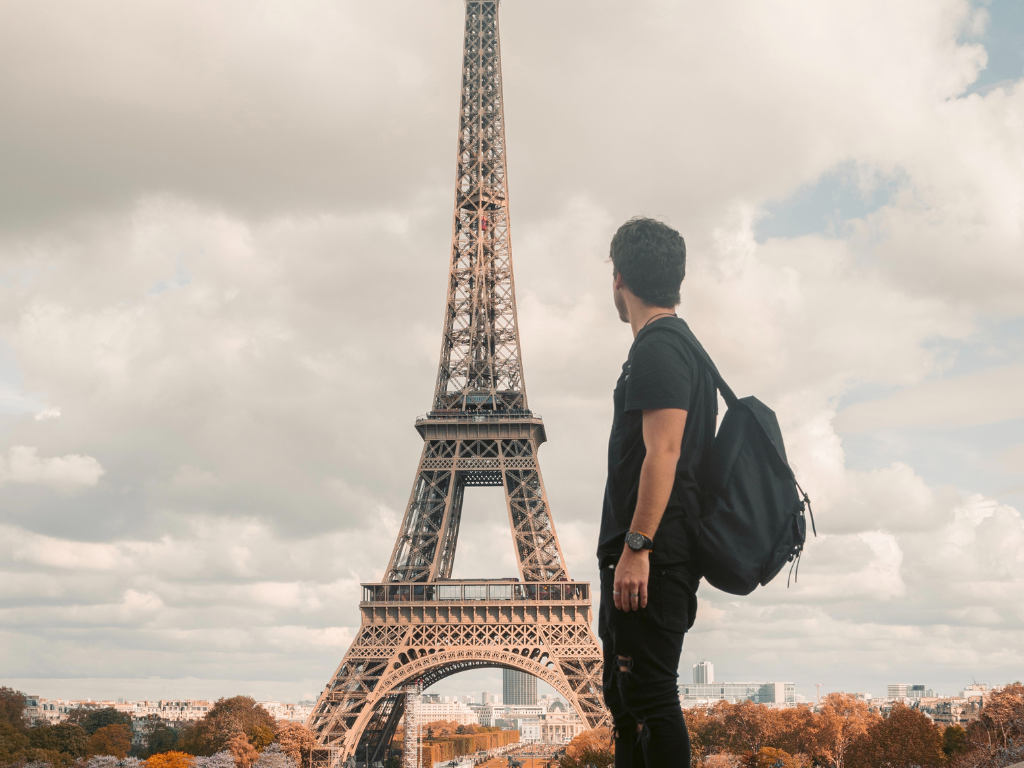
[669,323,816,596]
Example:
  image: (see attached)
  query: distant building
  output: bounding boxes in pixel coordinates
[679,682,796,706]
[470,704,543,728]
[258,701,313,722]
[888,684,934,699]
[481,691,499,705]
[420,700,478,727]
[503,670,537,707]
[518,712,584,744]
[21,697,309,726]
[538,696,567,713]
[693,661,714,684]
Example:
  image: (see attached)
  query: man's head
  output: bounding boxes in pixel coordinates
[610,217,686,323]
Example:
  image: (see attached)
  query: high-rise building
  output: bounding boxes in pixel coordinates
[481,691,498,705]
[503,669,538,706]
[693,661,714,684]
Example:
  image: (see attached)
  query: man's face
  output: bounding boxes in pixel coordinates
[612,271,629,323]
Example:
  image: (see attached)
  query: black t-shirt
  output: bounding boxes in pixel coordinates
[597,316,718,568]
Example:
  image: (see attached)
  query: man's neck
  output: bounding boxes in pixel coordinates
[627,301,677,338]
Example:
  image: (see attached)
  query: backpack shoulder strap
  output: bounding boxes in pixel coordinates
[654,320,739,408]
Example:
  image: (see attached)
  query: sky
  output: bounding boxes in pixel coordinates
[1,0,1022,707]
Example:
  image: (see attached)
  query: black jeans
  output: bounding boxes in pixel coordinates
[598,562,698,768]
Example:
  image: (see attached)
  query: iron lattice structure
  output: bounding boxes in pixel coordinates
[307,3,607,765]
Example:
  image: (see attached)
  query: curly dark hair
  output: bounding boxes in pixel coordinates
[609,217,686,308]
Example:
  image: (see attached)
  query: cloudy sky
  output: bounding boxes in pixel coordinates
[1,0,1023,706]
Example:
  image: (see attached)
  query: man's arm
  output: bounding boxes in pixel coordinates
[613,407,687,612]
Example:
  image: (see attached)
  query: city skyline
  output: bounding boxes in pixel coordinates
[1,0,1023,705]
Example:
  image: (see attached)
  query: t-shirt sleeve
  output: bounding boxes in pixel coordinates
[624,332,693,412]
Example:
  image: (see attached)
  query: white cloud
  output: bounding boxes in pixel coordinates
[834,365,1024,432]
[0,446,104,488]
[34,407,61,421]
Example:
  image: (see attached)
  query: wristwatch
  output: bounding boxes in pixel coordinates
[625,530,654,552]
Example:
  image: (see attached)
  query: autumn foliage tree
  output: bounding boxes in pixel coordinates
[750,746,795,768]
[226,732,259,768]
[147,750,197,768]
[559,727,614,768]
[0,689,27,730]
[723,700,781,755]
[178,697,276,756]
[275,723,318,768]
[953,682,1024,768]
[67,707,133,735]
[811,694,878,768]
[846,702,943,768]
[87,722,134,758]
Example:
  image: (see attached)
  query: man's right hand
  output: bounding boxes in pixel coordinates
[613,546,650,612]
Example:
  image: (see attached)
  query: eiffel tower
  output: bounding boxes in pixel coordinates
[306,2,607,764]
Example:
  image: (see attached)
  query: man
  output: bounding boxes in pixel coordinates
[597,217,717,768]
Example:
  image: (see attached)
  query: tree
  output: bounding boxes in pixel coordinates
[146,750,197,768]
[253,744,297,768]
[942,724,970,759]
[274,723,317,768]
[772,706,817,758]
[559,728,613,768]
[685,703,731,765]
[178,698,276,756]
[702,755,742,768]
[143,721,184,757]
[423,721,459,739]
[975,682,1024,752]
[87,757,144,768]
[226,732,259,768]
[20,745,78,768]
[723,700,781,755]
[1,721,32,764]
[846,703,943,768]
[751,747,795,768]
[810,694,878,768]
[0,688,27,730]
[68,708,133,736]
[89,723,134,758]
[250,727,275,752]
[194,752,238,768]
[29,722,90,758]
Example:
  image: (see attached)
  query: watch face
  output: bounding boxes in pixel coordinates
[626,532,642,550]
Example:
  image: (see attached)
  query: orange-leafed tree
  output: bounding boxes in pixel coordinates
[702,754,742,768]
[723,700,781,756]
[275,723,318,768]
[423,721,460,739]
[773,705,818,757]
[179,697,276,756]
[751,747,795,768]
[88,723,133,758]
[846,702,943,768]
[811,694,878,768]
[147,750,196,768]
[685,703,731,764]
[227,732,259,768]
[976,682,1024,752]
[560,727,613,768]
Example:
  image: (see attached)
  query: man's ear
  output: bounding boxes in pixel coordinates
[613,272,625,291]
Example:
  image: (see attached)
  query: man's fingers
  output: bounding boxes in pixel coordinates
[639,581,648,609]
